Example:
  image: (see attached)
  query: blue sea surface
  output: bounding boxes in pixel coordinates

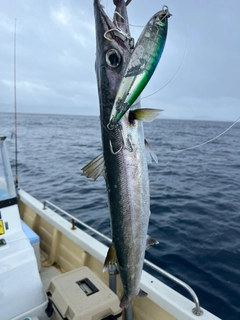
[1,112,240,320]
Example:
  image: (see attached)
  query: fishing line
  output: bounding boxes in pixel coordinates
[140,37,187,101]
[104,1,239,146]
[141,10,188,100]
[167,116,240,154]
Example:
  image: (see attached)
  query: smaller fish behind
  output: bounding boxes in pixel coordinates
[108,6,171,129]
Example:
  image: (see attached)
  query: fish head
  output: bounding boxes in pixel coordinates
[94,0,134,125]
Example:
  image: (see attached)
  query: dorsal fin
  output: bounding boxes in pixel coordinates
[146,235,159,249]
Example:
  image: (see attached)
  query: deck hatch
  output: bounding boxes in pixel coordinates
[76,277,99,296]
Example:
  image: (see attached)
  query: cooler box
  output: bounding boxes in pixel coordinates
[47,267,122,320]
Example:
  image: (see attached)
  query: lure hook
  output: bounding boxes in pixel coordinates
[109,126,124,155]
[104,27,133,43]
[125,135,133,152]
[109,139,123,155]
[104,10,133,45]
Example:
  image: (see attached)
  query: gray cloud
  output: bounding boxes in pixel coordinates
[0,0,239,121]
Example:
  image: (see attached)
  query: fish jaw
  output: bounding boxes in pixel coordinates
[94,0,133,117]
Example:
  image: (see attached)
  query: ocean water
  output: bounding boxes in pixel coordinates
[1,112,240,320]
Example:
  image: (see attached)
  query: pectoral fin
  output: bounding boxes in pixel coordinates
[146,235,159,249]
[130,108,162,122]
[81,153,105,181]
[103,243,117,272]
[145,139,158,164]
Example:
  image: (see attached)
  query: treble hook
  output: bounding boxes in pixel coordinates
[104,26,132,42]
[109,126,124,155]
[104,6,133,43]
[109,130,134,154]
[125,135,133,152]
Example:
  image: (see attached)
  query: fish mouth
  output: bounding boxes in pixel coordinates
[94,0,133,47]
[94,0,134,121]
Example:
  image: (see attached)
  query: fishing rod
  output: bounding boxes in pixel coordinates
[14,18,18,194]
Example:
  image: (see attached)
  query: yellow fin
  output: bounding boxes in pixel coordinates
[130,108,163,122]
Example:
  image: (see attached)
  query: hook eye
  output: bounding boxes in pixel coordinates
[106,49,121,68]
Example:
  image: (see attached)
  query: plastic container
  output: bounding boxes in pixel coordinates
[47,266,122,320]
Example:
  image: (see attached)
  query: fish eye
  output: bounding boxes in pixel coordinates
[106,49,121,68]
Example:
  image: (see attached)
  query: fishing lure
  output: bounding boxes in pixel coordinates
[107,5,171,130]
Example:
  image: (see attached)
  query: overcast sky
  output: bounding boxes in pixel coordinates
[0,0,239,121]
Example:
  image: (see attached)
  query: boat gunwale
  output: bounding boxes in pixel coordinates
[18,189,221,320]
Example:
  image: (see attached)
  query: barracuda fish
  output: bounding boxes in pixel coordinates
[108,6,171,129]
[82,0,162,308]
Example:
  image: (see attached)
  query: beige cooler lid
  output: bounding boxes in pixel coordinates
[47,266,122,320]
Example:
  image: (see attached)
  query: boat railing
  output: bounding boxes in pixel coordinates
[43,200,203,317]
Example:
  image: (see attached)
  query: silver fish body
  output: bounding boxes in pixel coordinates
[82,0,159,308]
[105,104,150,308]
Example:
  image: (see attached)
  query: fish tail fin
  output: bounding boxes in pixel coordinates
[120,296,131,309]
[120,289,148,309]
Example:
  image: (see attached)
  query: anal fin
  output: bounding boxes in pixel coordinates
[103,243,117,272]
[138,289,148,298]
